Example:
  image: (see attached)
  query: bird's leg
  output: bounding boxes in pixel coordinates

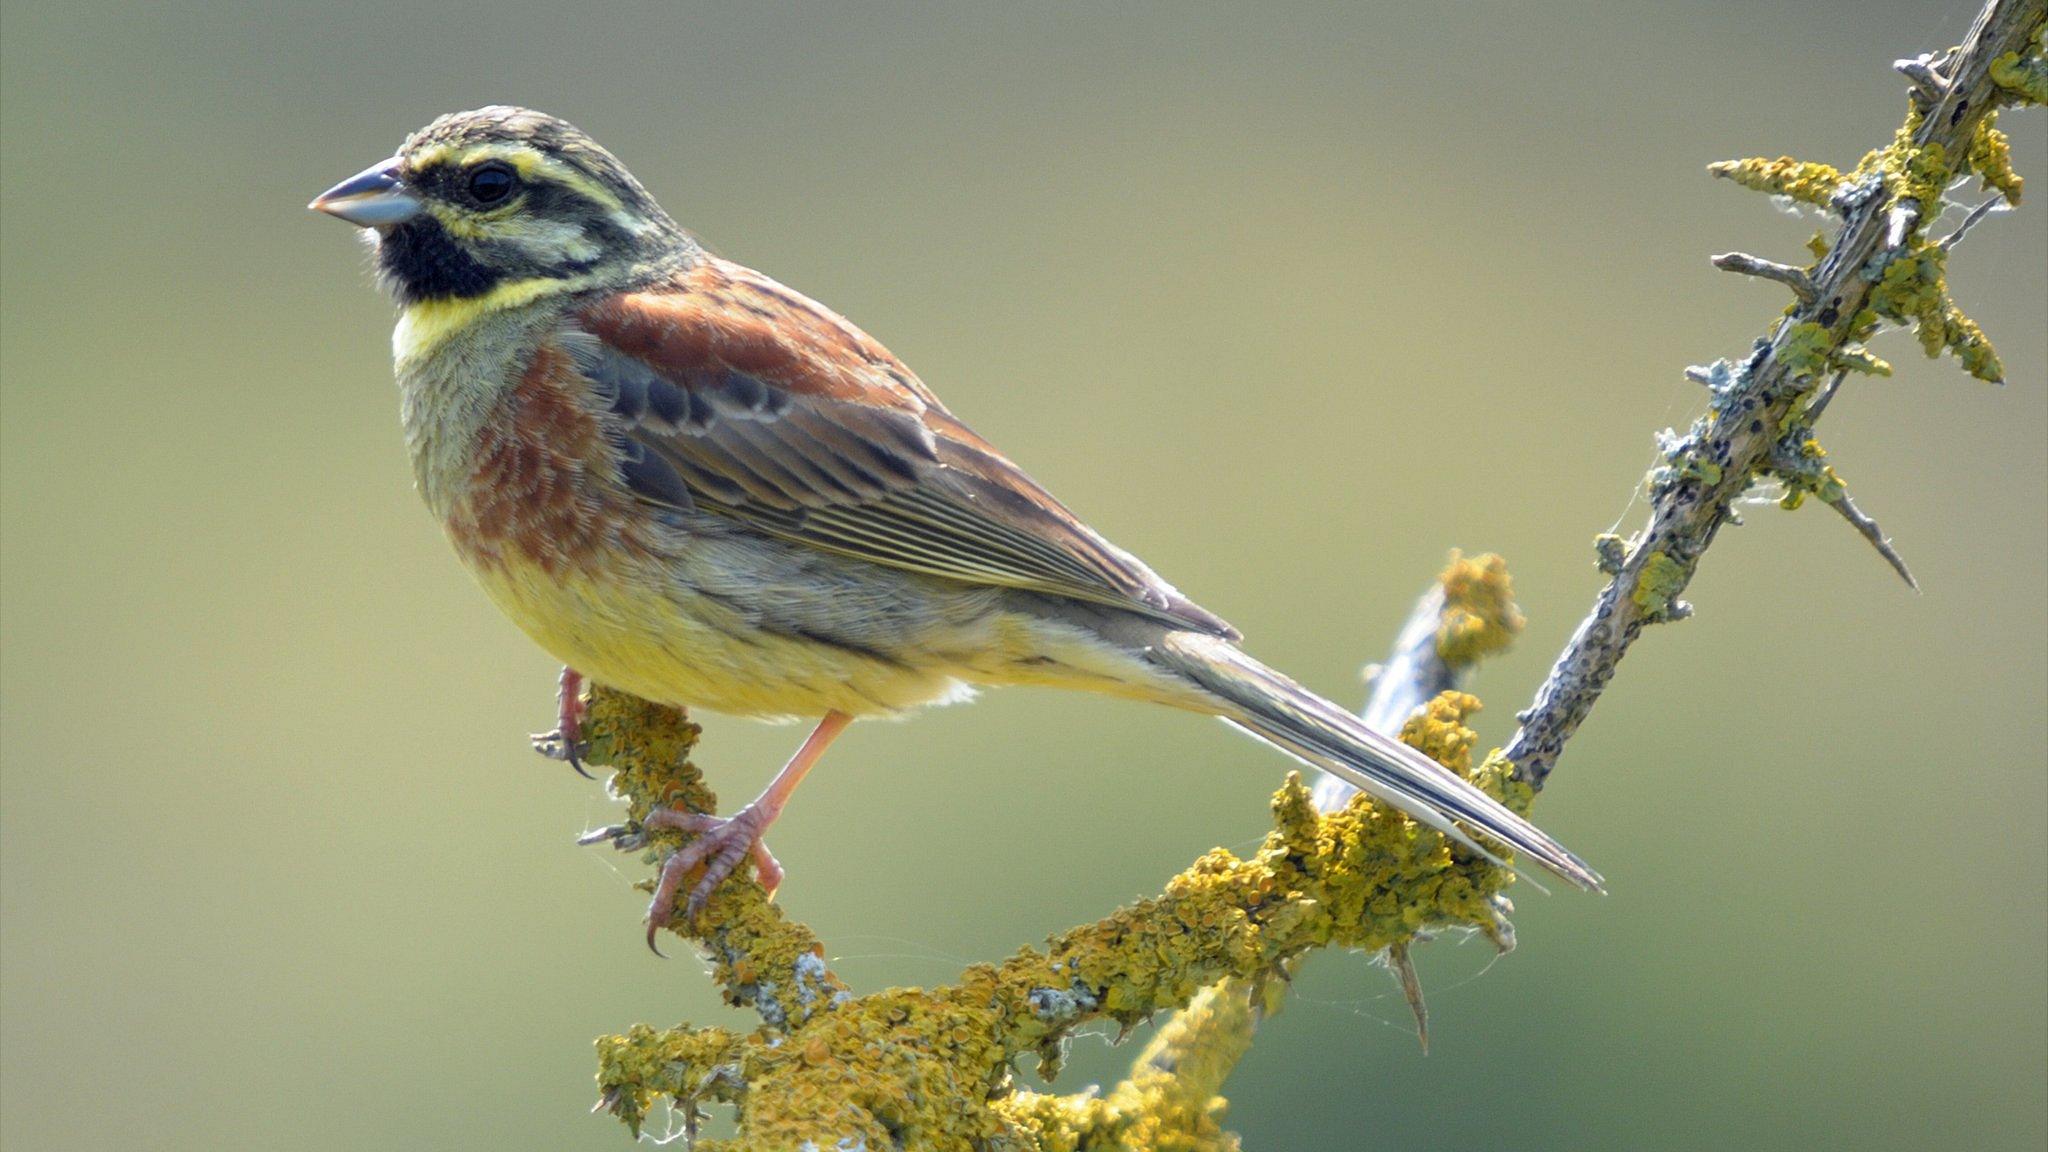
[530,666,592,778]
[632,711,851,953]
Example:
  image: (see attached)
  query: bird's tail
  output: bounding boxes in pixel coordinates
[1150,630,1604,893]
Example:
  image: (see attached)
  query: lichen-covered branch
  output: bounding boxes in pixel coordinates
[1503,0,2045,788]
[1114,551,1530,1125]
[585,679,1522,1146]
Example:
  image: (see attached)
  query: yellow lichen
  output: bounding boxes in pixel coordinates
[584,685,1517,1147]
[1841,106,1949,212]
[1832,344,1892,377]
[996,981,1253,1152]
[1864,241,2005,383]
[1990,46,2048,105]
[579,690,849,1030]
[1435,551,1527,668]
[1968,114,2022,203]
[1935,303,2003,382]
[1398,691,1484,781]
[1707,155,1843,204]
[1778,321,1836,380]
[595,1025,746,1138]
[1715,99,2008,389]
[1774,438,1847,511]
[1632,550,1689,622]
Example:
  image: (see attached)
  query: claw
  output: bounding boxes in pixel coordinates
[616,712,850,955]
[632,804,778,952]
[644,842,693,958]
[533,667,593,778]
[576,823,646,850]
[533,729,594,778]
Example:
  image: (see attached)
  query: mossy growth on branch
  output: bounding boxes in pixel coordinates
[585,685,1518,1148]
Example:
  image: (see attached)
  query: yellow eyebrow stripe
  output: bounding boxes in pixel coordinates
[416,142,632,218]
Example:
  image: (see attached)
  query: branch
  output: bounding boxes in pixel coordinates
[576,7,2046,1144]
[1095,552,1529,1130]
[587,683,1525,1146]
[1504,0,2043,788]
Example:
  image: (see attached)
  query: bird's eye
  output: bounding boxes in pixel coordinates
[464,162,518,205]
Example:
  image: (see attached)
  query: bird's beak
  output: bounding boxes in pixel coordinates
[309,157,421,228]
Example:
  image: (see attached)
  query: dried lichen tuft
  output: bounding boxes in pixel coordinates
[1863,242,2006,383]
[1435,551,1527,668]
[1968,114,2023,202]
[1707,156,1843,204]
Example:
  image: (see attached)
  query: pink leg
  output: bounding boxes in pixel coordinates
[636,711,852,954]
[531,667,591,778]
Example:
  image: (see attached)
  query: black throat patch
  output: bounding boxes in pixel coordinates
[376,215,507,304]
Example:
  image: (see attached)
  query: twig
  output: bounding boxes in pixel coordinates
[1940,194,2009,249]
[1711,251,1820,301]
[1895,52,1953,101]
[1823,491,1921,590]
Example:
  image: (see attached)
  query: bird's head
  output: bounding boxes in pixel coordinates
[311,106,688,307]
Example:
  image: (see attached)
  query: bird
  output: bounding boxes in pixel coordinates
[311,106,1601,946]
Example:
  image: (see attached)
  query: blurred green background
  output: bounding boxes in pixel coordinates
[3,2,2042,1148]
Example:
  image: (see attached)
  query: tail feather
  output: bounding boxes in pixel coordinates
[1153,631,1604,893]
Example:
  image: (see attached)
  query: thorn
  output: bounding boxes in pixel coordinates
[1388,942,1429,1054]
[1823,490,1920,591]
[1885,202,1920,250]
[646,921,667,958]
[1893,54,1950,101]
[1683,365,1715,386]
[1804,371,1848,423]
[1710,252,1817,302]
[1939,195,2007,251]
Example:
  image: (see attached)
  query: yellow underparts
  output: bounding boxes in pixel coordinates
[468,557,986,720]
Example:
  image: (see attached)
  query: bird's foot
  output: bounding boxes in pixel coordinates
[580,804,783,955]
[530,667,591,778]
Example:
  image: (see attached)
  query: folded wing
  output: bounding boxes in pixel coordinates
[570,259,1237,638]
